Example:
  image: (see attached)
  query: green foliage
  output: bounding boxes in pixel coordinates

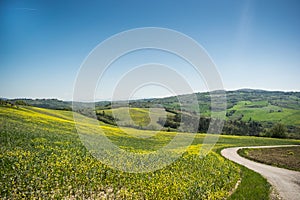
[223,120,263,136]
[11,98,72,110]
[158,113,181,129]
[96,107,173,130]
[14,100,28,106]
[269,123,287,138]
[96,111,118,126]
[228,165,271,200]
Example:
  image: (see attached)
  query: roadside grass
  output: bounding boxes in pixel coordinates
[228,165,271,200]
[238,146,300,171]
[1,105,300,199]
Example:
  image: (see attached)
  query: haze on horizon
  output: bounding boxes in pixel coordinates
[1,0,300,101]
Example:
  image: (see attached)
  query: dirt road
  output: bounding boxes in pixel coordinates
[221,145,300,200]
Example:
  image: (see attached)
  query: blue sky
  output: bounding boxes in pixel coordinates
[1,0,300,100]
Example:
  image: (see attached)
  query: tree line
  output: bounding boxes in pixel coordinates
[157,112,288,138]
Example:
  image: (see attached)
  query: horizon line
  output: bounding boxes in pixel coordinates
[1,88,300,102]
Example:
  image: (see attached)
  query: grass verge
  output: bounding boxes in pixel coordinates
[228,165,271,200]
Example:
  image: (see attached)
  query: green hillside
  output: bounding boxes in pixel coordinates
[1,105,300,199]
[227,100,300,126]
[96,107,174,130]
[3,89,300,137]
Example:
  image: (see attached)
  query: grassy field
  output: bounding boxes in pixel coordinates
[228,101,300,126]
[238,146,300,171]
[96,100,300,138]
[1,105,300,199]
[96,107,174,130]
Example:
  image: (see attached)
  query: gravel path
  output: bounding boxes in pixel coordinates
[221,145,300,200]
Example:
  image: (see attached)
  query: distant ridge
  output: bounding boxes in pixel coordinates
[2,89,299,137]
[2,89,300,104]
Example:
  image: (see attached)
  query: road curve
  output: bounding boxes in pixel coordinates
[221,145,300,200]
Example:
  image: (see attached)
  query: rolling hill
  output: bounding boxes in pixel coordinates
[2,89,300,137]
[1,104,300,199]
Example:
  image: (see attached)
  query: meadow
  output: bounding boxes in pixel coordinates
[227,100,300,126]
[1,105,300,199]
[96,107,173,130]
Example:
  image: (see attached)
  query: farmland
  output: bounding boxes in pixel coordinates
[8,89,300,138]
[238,146,300,171]
[227,100,300,126]
[96,107,173,130]
[1,105,300,199]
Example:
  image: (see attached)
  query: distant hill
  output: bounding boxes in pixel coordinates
[4,89,299,111]
[6,98,72,110]
[2,89,300,137]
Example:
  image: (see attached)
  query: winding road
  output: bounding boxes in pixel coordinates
[221,145,300,200]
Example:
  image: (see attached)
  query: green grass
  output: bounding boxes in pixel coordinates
[97,107,174,130]
[228,165,271,200]
[228,101,300,125]
[1,105,300,199]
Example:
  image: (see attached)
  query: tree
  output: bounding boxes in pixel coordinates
[269,123,287,138]
[15,100,28,106]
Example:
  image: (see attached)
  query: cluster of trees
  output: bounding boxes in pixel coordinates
[156,111,288,138]
[222,120,263,136]
[0,99,29,107]
[96,110,118,126]
[157,113,181,129]
[265,123,287,138]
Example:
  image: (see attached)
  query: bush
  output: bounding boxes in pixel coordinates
[269,123,287,138]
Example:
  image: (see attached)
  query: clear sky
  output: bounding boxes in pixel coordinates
[1,0,300,100]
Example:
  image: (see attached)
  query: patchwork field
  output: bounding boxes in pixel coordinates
[7,90,300,138]
[227,100,300,126]
[1,105,300,199]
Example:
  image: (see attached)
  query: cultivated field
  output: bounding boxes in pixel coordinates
[238,146,300,171]
[1,105,300,199]
[228,100,300,126]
